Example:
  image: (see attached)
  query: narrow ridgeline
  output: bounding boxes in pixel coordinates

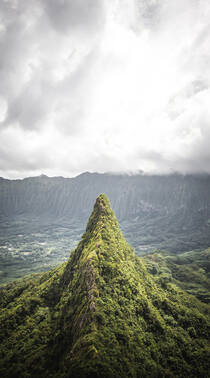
[0,194,210,377]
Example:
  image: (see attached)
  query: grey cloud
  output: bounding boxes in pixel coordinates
[167,109,210,174]
[54,49,99,134]
[173,153,210,175]
[44,0,104,34]
[0,0,104,131]
[135,0,162,28]
[0,1,46,122]
[180,25,210,77]
[189,80,209,96]
[191,24,210,51]
[4,82,49,130]
[0,14,31,96]
[0,136,53,171]
[166,79,209,121]
[192,120,210,164]
[2,47,98,131]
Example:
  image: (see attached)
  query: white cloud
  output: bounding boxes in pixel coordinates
[0,0,210,178]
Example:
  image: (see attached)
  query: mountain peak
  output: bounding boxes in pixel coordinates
[86,194,116,231]
[95,193,110,213]
[77,193,135,265]
[91,193,112,218]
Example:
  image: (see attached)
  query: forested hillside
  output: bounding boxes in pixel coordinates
[0,195,209,377]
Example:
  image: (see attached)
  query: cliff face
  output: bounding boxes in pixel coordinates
[1,173,210,221]
[0,195,210,378]
[1,172,210,251]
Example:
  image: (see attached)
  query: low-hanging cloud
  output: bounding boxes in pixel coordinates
[0,0,210,178]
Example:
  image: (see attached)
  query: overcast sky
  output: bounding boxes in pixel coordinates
[0,0,210,178]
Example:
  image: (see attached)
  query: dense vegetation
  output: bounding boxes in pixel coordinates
[144,248,210,304]
[0,194,210,377]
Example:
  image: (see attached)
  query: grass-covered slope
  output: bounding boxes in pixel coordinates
[143,248,210,303]
[0,194,210,377]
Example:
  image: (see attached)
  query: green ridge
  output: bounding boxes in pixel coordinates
[0,194,210,377]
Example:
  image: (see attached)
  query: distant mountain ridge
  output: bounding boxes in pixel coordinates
[0,194,209,377]
[1,172,210,221]
[1,172,210,252]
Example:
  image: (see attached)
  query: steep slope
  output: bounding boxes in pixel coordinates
[0,195,210,377]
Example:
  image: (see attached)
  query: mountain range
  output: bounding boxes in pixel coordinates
[1,172,210,252]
